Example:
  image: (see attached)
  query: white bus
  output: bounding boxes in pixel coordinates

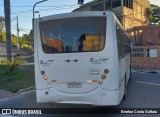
[34,11,131,106]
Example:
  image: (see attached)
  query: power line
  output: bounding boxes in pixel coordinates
[0,4,79,8]
[12,14,32,18]
[36,6,78,11]
[12,27,30,34]
[12,25,31,31]
[0,5,78,18]
[9,5,78,14]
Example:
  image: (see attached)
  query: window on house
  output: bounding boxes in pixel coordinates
[147,49,158,57]
[131,48,144,57]
[105,0,121,10]
[123,0,133,9]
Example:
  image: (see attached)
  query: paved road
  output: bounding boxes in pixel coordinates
[0,72,160,117]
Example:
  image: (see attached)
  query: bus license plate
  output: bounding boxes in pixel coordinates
[67,83,81,88]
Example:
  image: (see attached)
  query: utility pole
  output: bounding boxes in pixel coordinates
[4,0,12,61]
[16,16,20,49]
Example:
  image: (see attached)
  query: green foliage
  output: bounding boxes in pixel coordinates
[11,36,17,45]
[19,36,28,49]
[0,32,6,42]
[0,68,35,93]
[28,29,34,48]
[147,7,153,23]
[149,4,160,25]
[0,55,26,80]
[0,16,5,33]
[0,31,33,50]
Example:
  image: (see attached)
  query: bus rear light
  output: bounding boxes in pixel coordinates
[101,74,107,80]
[98,80,103,85]
[41,70,45,75]
[87,80,98,83]
[104,69,109,74]
[92,80,98,83]
[43,75,48,80]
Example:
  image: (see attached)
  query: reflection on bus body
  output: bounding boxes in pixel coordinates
[42,37,64,52]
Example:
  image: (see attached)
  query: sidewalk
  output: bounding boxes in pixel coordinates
[132,67,160,73]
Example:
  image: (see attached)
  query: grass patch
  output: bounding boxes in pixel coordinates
[0,65,35,93]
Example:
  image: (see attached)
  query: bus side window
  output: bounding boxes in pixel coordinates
[116,23,130,59]
[116,24,123,59]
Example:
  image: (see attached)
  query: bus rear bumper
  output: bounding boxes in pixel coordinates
[36,87,120,106]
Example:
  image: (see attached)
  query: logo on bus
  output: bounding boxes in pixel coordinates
[90,58,108,64]
[40,59,54,66]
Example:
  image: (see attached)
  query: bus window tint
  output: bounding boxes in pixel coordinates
[116,23,130,59]
[40,17,106,54]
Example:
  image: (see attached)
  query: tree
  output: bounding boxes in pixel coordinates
[11,34,16,38]
[149,4,160,25]
[4,0,12,61]
[28,29,34,51]
[19,36,27,49]
[0,55,26,81]
[147,7,153,24]
[0,16,5,33]
[0,32,6,42]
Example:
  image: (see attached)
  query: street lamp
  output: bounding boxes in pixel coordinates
[34,11,41,19]
[32,0,47,54]
[33,0,48,29]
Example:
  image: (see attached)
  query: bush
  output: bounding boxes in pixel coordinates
[0,55,26,80]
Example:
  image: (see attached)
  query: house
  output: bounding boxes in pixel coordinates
[73,0,150,30]
[128,25,160,68]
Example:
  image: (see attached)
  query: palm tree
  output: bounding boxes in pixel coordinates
[4,0,12,61]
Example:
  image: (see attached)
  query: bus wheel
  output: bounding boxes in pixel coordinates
[123,77,127,101]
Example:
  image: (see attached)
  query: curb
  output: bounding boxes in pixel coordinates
[18,86,35,93]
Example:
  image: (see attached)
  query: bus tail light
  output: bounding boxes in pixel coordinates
[41,70,45,75]
[98,80,103,85]
[87,80,98,83]
[104,69,109,74]
[101,74,107,80]
[43,75,48,80]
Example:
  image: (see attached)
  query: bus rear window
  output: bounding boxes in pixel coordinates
[40,17,106,53]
